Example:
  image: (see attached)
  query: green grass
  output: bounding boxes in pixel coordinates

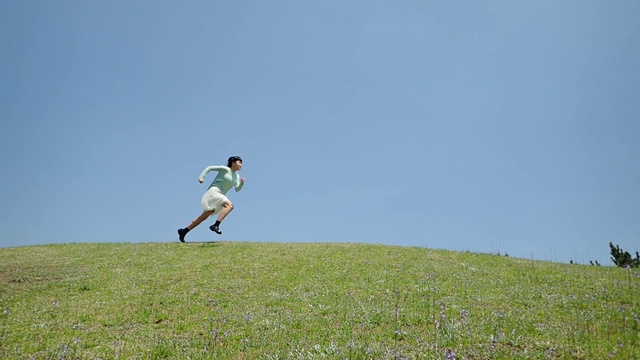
[0,242,638,359]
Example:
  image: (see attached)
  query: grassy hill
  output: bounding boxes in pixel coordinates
[0,242,638,359]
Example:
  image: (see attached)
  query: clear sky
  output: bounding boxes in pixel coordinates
[1,1,639,265]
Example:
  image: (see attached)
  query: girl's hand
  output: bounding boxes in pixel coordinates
[198,178,204,184]
[240,177,246,184]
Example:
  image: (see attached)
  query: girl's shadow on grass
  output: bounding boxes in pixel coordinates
[187,241,223,248]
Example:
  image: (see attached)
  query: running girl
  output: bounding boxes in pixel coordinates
[178,156,245,242]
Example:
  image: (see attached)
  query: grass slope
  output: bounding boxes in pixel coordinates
[0,242,638,359]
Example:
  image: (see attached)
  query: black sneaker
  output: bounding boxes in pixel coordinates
[178,228,188,242]
[209,224,222,234]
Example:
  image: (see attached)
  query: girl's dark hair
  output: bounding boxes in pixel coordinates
[227,156,243,167]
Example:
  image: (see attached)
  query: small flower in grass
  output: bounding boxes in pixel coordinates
[444,349,456,360]
[426,272,436,281]
[439,302,447,320]
[460,309,468,322]
[393,329,408,340]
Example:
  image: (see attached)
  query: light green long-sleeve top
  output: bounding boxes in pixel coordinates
[199,166,244,195]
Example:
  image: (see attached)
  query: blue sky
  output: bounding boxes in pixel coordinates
[1,1,638,265]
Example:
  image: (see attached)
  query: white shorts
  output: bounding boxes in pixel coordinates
[200,187,229,214]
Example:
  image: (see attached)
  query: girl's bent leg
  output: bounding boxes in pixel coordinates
[209,202,234,235]
[216,202,234,222]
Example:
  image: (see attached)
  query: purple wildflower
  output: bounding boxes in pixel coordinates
[439,302,447,320]
[444,349,456,360]
[460,310,468,322]
[394,329,407,336]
